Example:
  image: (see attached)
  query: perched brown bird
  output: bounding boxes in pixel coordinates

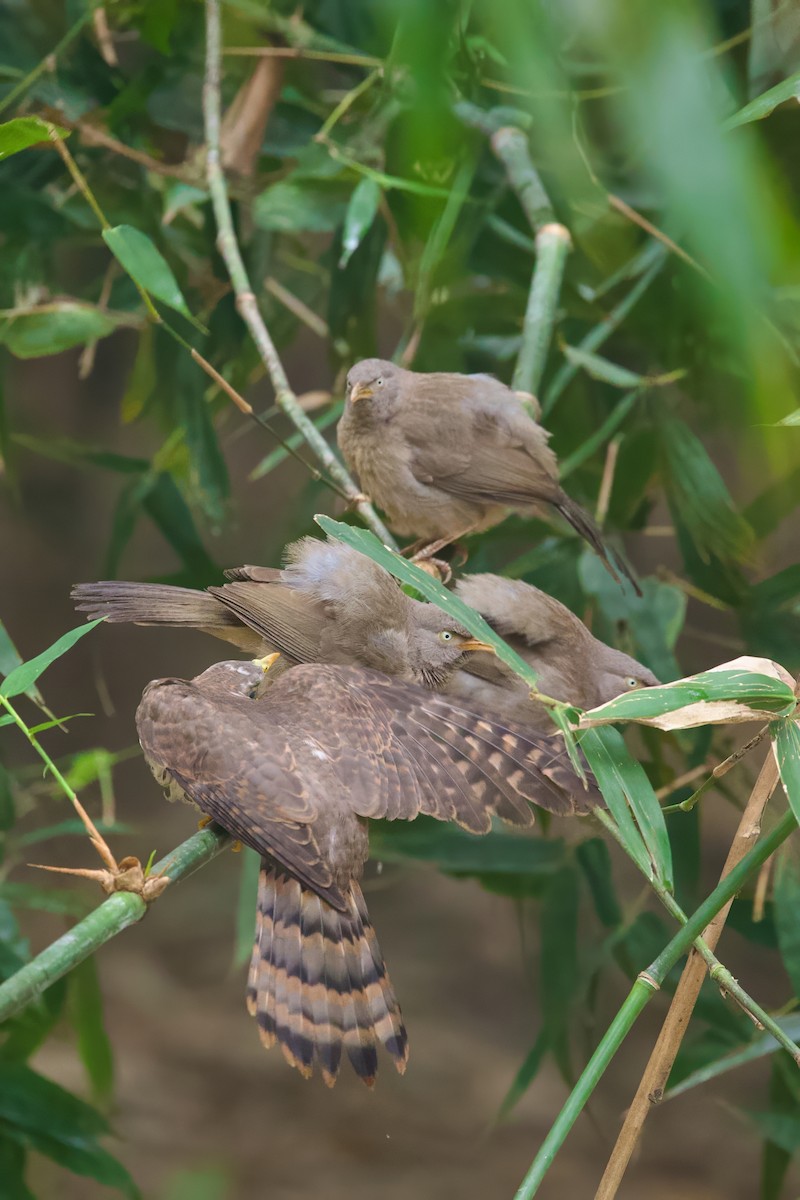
[337,359,636,587]
[445,573,660,729]
[137,658,596,1086]
[73,538,496,687]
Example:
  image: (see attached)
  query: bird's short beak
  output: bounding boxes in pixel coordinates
[349,382,374,404]
[252,651,281,673]
[458,638,496,654]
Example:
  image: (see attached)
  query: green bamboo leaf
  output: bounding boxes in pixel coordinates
[233,847,261,970]
[1,305,118,359]
[339,177,381,267]
[15,820,130,849]
[0,1062,109,1138]
[249,404,341,481]
[0,116,68,160]
[581,728,671,886]
[561,344,644,389]
[0,620,103,699]
[666,1016,800,1099]
[774,846,800,998]
[142,473,218,580]
[69,957,114,1102]
[0,977,68,1064]
[0,883,90,918]
[0,1135,33,1200]
[766,408,800,428]
[21,1127,139,1199]
[773,720,800,826]
[738,1110,800,1157]
[540,865,580,1079]
[370,816,566,877]
[585,669,796,726]
[11,433,149,473]
[28,713,91,735]
[254,179,351,233]
[724,70,800,130]
[497,1029,550,1121]
[659,417,754,565]
[103,225,206,332]
[0,762,14,832]
[0,618,49,712]
[576,838,622,927]
[577,557,685,682]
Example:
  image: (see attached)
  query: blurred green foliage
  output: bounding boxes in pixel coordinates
[1,0,800,1196]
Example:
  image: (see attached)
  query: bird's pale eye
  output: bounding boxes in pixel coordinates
[438,630,454,643]
[376,377,384,387]
[624,676,642,690]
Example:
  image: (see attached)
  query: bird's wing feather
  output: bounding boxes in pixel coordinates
[276,665,599,822]
[136,679,345,907]
[208,582,327,666]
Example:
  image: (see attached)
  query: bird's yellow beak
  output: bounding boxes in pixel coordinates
[252,651,281,673]
[457,638,496,654]
[349,382,374,404]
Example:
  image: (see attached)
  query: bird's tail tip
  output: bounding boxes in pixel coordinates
[555,494,641,596]
[248,863,408,1087]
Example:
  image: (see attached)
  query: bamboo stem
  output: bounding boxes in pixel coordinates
[593,751,781,1200]
[0,827,231,1021]
[512,802,797,1199]
[202,0,397,548]
[456,101,571,398]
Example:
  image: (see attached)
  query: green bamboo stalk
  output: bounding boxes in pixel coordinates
[202,0,397,549]
[456,100,571,398]
[0,3,101,118]
[596,809,800,1064]
[0,827,230,1023]
[542,248,666,415]
[513,807,798,1199]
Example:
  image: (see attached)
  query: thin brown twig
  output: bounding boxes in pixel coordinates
[753,854,773,923]
[224,45,383,67]
[655,762,709,800]
[594,748,781,1200]
[264,277,329,339]
[595,437,620,527]
[607,194,711,280]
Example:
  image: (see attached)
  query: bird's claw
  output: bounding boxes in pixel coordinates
[410,554,453,585]
[29,855,170,902]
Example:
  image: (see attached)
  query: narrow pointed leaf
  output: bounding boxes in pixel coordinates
[0,117,68,160]
[103,225,206,332]
[581,727,671,886]
[773,720,800,826]
[583,659,796,729]
[339,178,381,267]
[666,1016,800,1099]
[1,306,118,359]
[0,620,103,699]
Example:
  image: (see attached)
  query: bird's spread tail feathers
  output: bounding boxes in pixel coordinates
[71,581,235,627]
[247,862,407,1087]
[553,492,641,595]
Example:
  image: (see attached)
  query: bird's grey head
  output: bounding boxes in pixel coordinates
[407,604,496,689]
[595,647,660,706]
[345,358,405,415]
[193,659,266,699]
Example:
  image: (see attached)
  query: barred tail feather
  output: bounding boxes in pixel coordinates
[248,861,407,1087]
